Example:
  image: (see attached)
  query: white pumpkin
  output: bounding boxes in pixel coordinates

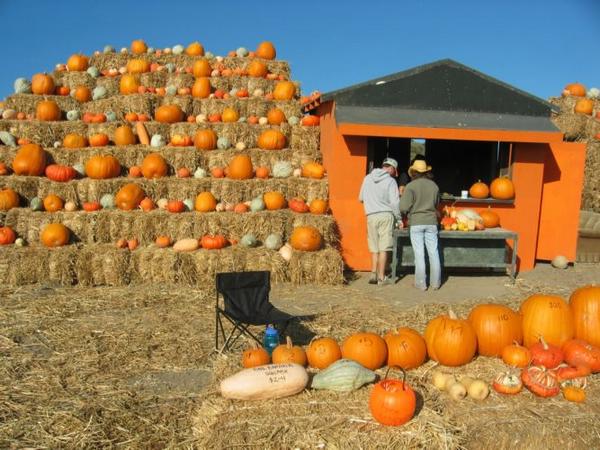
[220,363,309,400]
[551,255,568,269]
[173,238,199,252]
[156,198,169,209]
[150,134,165,147]
[252,88,264,97]
[258,117,268,125]
[14,237,25,247]
[264,233,283,250]
[240,233,257,248]
[194,167,207,178]
[64,201,78,212]
[196,114,207,123]
[272,161,293,178]
[279,243,293,262]
[235,141,246,151]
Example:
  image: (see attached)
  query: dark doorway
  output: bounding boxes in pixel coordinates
[366,137,411,175]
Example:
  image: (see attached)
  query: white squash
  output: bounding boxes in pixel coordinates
[279,243,293,262]
[258,117,268,125]
[264,233,282,250]
[551,255,568,269]
[194,167,207,178]
[173,238,199,252]
[220,363,309,400]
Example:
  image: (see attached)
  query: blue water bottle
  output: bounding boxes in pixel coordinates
[263,325,280,356]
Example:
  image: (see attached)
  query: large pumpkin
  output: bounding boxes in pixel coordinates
[306,337,342,370]
[574,98,594,115]
[247,60,268,78]
[114,125,137,146]
[256,41,276,60]
[85,155,121,179]
[469,181,489,199]
[267,108,286,125]
[115,183,145,210]
[257,129,286,150]
[191,77,211,98]
[302,162,326,179]
[490,177,515,200]
[130,39,147,54]
[194,129,218,150]
[263,191,286,210]
[40,223,70,247]
[192,60,212,78]
[467,304,522,356]
[63,133,88,148]
[66,54,88,71]
[31,73,55,95]
[155,104,183,123]
[520,294,574,348]
[227,155,253,180]
[119,74,140,94]
[384,327,427,369]
[0,188,19,211]
[479,208,500,228]
[569,285,600,347]
[289,225,322,251]
[185,41,204,56]
[424,310,477,366]
[273,81,296,100]
[36,100,61,121]
[563,82,586,97]
[195,192,217,212]
[342,332,387,370]
[127,58,151,74]
[141,153,168,179]
[12,143,47,175]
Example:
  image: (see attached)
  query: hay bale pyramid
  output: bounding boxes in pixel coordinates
[0,40,343,286]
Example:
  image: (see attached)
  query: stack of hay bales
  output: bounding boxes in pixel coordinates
[549,85,600,212]
[0,41,343,286]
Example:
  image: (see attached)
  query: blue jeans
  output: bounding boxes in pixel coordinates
[409,225,441,290]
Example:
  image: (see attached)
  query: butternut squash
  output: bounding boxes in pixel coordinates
[136,121,150,146]
[173,238,199,252]
[220,363,308,400]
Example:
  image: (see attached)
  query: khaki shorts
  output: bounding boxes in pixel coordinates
[367,212,395,252]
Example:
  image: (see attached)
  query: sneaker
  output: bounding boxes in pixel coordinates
[368,273,378,285]
[378,276,393,286]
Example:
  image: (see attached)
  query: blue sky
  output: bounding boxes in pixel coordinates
[1,0,598,102]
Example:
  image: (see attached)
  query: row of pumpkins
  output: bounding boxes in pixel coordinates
[1,143,326,181]
[561,82,599,117]
[220,286,600,426]
[467,177,515,200]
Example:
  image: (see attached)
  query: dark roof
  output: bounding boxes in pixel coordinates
[321,59,559,132]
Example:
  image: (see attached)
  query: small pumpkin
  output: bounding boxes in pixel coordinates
[63,133,88,148]
[167,200,185,213]
[288,197,309,213]
[0,226,16,245]
[256,41,276,60]
[45,164,76,182]
[31,73,55,95]
[301,115,320,126]
[562,386,586,403]
[255,166,270,179]
[501,342,532,368]
[306,337,342,370]
[273,81,296,100]
[41,223,70,247]
[141,153,168,179]
[490,177,515,200]
[289,225,322,251]
[257,129,286,150]
[563,82,586,97]
[192,59,211,77]
[341,332,387,370]
[263,191,286,210]
[115,183,145,210]
[272,336,307,366]
[114,125,137,146]
[530,336,564,369]
[43,194,64,212]
[120,74,140,94]
[155,236,172,248]
[574,98,594,115]
[264,233,282,250]
[247,60,268,78]
[89,133,110,147]
[479,208,500,228]
[242,342,271,368]
[191,77,211,98]
[267,108,286,125]
[127,58,150,74]
[302,162,326,179]
[200,235,227,250]
[369,367,416,426]
[222,107,239,123]
[226,155,253,180]
[309,199,328,214]
[469,180,489,199]
[67,54,88,71]
[82,201,101,212]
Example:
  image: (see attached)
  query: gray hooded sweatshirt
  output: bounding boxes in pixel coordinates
[358,168,401,221]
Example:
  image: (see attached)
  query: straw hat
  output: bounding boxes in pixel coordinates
[408,159,432,177]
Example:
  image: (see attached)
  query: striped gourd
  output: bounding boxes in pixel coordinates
[311,359,376,392]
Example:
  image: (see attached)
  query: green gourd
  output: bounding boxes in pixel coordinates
[311,359,376,392]
[236,47,249,57]
[166,85,177,96]
[0,131,17,147]
[240,233,257,248]
[250,196,265,212]
[105,111,117,122]
[103,45,115,53]
[66,109,80,121]
[100,193,115,209]
[30,197,43,211]
[150,134,165,147]
[73,163,85,176]
[238,116,246,123]
[14,77,32,94]
[217,137,230,150]
[92,86,107,100]
[264,233,282,250]
[287,116,300,126]
[87,66,100,78]
[272,161,293,178]
[172,44,184,55]
[183,198,194,211]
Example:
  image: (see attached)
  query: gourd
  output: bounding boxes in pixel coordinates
[0,131,17,147]
[30,196,43,211]
[92,86,107,100]
[217,137,230,149]
[240,233,257,248]
[14,77,32,94]
[194,167,207,178]
[279,243,293,262]
[100,193,115,209]
[150,134,165,147]
[250,197,265,212]
[288,116,300,126]
[311,359,376,392]
[87,66,100,78]
[272,161,293,178]
[220,363,309,400]
[173,238,199,252]
[66,110,80,121]
[264,233,282,250]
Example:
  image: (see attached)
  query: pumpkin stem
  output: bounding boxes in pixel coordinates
[286,335,292,348]
[448,309,457,320]
[540,336,548,350]
[384,366,409,391]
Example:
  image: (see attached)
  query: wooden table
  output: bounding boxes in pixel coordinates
[391,227,518,282]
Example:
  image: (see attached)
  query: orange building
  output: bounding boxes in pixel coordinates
[307,60,586,273]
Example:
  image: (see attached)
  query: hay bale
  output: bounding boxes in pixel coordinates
[166,73,195,89]
[581,141,600,212]
[52,71,96,90]
[0,120,88,147]
[82,93,160,119]
[160,94,194,116]
[4,94,79,116]
[551,112,588,141]
[288,245,344,284]
[584,117,600,140]
[290,125,320,152]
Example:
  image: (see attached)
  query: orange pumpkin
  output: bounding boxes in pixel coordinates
[424,309,477,366]
[131,39,147,54]
[66,54,89,71]
[263,191,286,210]
[233,203,249,213]
[85,155,121,179]
[63,133,88,148]
[256,41,276,60]
[155,104,183,123]
[45,164,76,182]
[569,285,600,347]
[139,197,155,212]
[302,162,326,179]
[194,129,218,150]
[167,200,185,213]
[469,181,489,199]
[192,59,212,77]
[301,115,320,126]
[31,73,55,95]
[82,201,101,212]
[247,60,268,78]
[574,98,594,115]
[273,81,296,100]
[369,368,416,426]
[155,236,172,248]
[467,304,523,356]
[115,184,145,210]
[191,77,211,98]
[255,166,270,179]
[479,208,500,228]
[267,108,286,125]
[0,188,19,211]
[40,223,70,247]
[306,337,342,370]
[127,58,151,74]
[195,192,217,212]
[384,327,427,369]
[520,294,574,348]
[242,342,271,368]
[562,339,600,373]
[309,199,328,214]
[141,153,168,179]
[501,342,532,368]
[563,82,586,97]
[200,234,227,250]
[35,100,61,121]
[271,336,307,366]
[120,74,141,94]
[114,125,137,146]
[289,225,322,251]
[43,194,64,212]
[72,86,91,102]
[12,143,47,175]
[89,133,110,147]
[257,129,286,150]
[185,41,204,56]
[0,226,16,245]
[288,197,309,213]
[490,177,515,200]
[341,332,387,370]
[227,155,253,180]
[211,167,225,178]
[177,167,191,178]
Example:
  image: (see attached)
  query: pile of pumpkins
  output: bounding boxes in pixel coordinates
[440,206,500,231]
[221,285,600,426]
[562,83,599,118]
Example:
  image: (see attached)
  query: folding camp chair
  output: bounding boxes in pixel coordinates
[215,271,295,352]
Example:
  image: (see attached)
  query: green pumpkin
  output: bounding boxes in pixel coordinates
[92,86,107,100]
[217,137,230,150]
[0,131,17,147]
[250,197,265,212]
[100,193,115,209]
[264,233,282,250]
[14,77,32,94]
[150,134,165,147]
[240,233,257,248]
[105,111,117,122]
[236,47,249,57]
[103,45,115,53]
[272,161,293,178]
[66,109,80,121]
[172,44,184,55]
[166,85,177,96]
[165,63,176,74]
[87,66,100,78]
[287,116,300,126]
[311,359,376,392]
[30,197,43,211]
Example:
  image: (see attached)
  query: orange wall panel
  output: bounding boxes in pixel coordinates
[536,141,586,261]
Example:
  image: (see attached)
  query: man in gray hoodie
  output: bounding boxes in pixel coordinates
[358,158,401,285]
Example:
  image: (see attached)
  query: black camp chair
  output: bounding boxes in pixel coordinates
[215,271,295,352]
